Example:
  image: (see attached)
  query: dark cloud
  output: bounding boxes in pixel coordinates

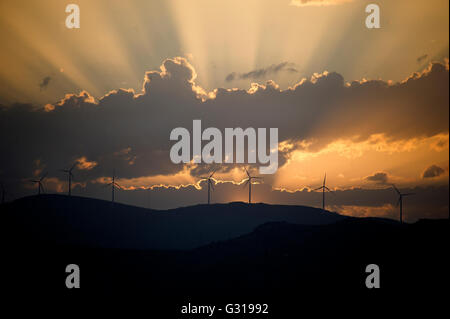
[417,54,428,63]
[423,165,445,179]
[39,76,51,91]
[0,58,449,206]
[225,72,237,82]
[225,62,298,82]
[365,172,389,184]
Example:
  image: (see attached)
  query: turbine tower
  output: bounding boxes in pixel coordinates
[313,173,334,212]
[392,184,415,224]
[200,171,216,204]
[30,172,47,195]
[61,163,76,196]
[106,169,122,204]
[243,168,263,204]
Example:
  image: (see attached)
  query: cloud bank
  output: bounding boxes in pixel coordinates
[0,57,448,218]
[1,57,448,179]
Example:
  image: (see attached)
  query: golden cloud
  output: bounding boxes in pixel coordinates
[75,157,98,170]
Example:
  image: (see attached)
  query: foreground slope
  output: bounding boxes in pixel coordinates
[2,194,345,249]
[2,213,447,313]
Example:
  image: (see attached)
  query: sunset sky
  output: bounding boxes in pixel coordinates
[0,0,448,221]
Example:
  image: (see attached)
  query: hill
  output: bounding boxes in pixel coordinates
[1,194,346,250]
[2,200,447,313]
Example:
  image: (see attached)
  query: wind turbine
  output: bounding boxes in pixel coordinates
[105,169,122,204]
[392,184,415,224]
[61,163,76,196]
[200,171,216,204]
[30,172,47,195]
[313,173,334,212]
[243,168,263,204]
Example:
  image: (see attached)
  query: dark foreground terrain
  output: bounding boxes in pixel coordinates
[1,195,448,316]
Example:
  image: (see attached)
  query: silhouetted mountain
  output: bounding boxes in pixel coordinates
[2,196,447,315]
[2,194,345,250]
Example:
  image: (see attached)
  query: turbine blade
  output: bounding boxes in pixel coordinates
[392,184,400,195]
[70,163,77,172]
[40,172,48,181]
[323,173,326,186]
[313,186,323,191]
[210,170,216,178]
[210,180,215,191]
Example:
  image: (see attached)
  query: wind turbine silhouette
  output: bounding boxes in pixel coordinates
[105,169,122,204]
[61,163,76,196]
[313,173,334,212]
[30,172,47,195]
[392,184,415,224]
[200,171,216,205]
[243,168,263,204]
